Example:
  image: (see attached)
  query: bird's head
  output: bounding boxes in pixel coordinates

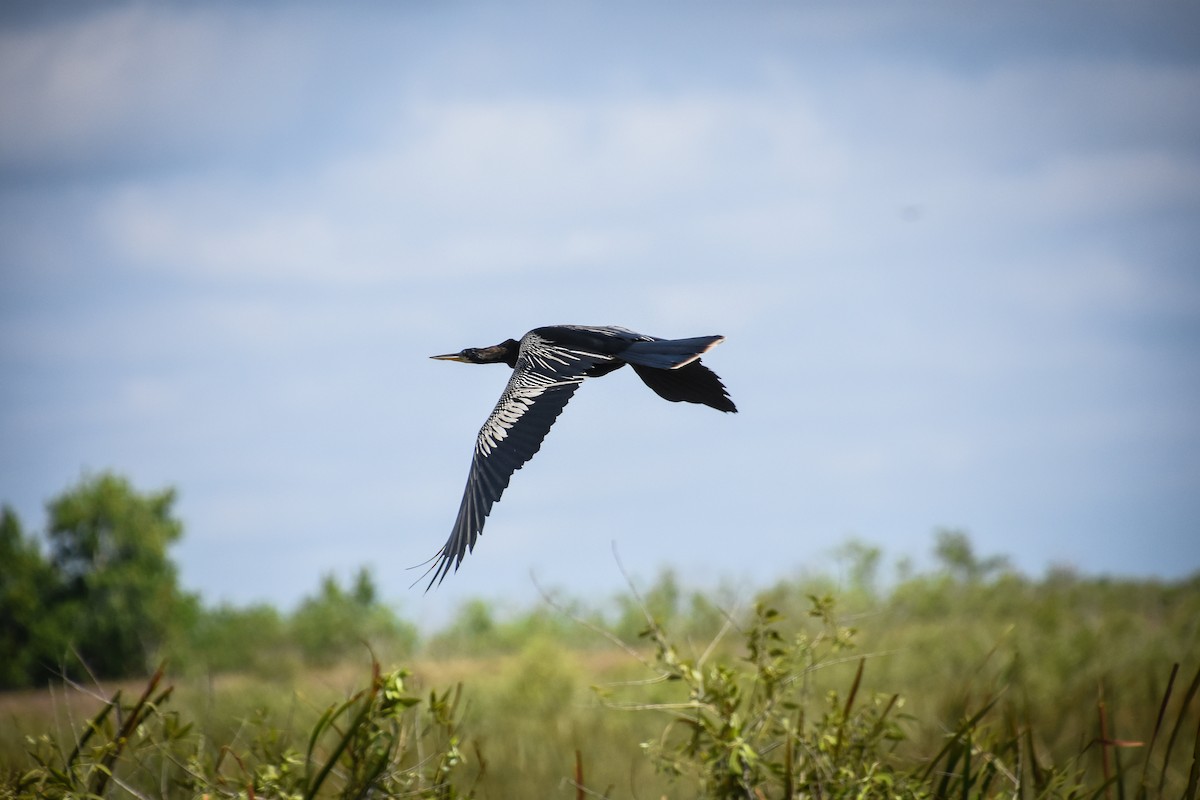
[430,339,520,367]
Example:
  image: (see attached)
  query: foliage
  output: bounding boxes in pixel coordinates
[46,472,191,680]
[0,474,195,687]
[600,594,1200,799]
[290,569,420,668]
[1,475,420,686]
[6,661,475,799]
[424,595,603,657]
[601,597,918,797]
[163,568,420,677]
[0,506,69,689]
[5,592,1196,799]
[170,601,291,676]
[932,527,1012,583]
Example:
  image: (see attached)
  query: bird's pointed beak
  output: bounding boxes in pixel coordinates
[430,352,469,362]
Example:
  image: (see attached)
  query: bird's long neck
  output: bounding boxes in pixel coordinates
[480,339,520,368]
[499,339,520,367]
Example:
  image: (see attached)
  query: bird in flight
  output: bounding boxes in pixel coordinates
[422,324,736,589]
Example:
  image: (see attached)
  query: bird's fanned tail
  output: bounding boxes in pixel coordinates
[631,361,738,412]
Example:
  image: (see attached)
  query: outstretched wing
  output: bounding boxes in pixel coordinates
[424,332,613,588]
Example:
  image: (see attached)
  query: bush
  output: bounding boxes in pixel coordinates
[170,602,292,677]
[6,662,475,799]
[290,569,419,667]
[597,594,1200,799]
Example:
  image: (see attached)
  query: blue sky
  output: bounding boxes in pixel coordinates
[2,2,1198,623]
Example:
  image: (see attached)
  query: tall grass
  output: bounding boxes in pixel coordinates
[5,662,474,799]
[2,565,1197,798]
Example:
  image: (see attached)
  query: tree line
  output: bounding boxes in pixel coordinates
[4,471,1197,695]
[0,471,416,689]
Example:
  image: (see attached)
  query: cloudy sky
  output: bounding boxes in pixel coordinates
[2,2,1198,622]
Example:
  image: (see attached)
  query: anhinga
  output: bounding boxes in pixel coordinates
[423,324,736,589]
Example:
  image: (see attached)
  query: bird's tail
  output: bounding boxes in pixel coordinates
[631,362,738,412]
[619,335,725,370]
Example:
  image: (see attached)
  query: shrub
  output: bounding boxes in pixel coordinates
[6,661,475,799]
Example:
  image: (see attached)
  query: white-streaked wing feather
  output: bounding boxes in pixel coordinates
[425,332,613,587]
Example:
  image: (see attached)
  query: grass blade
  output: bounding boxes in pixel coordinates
[1137,663,1178,800]
[1181,705,1200,800]
[834,657,865,761]
[921,695,1000,783]
[1159,663,1200,795]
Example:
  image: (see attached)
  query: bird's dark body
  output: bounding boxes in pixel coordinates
[423,324,735,588]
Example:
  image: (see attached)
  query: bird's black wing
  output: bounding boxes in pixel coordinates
[424,332,613,588]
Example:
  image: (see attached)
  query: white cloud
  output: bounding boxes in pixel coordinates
[91,91,843,282]
[0,4,323,171]
[101,181,348,280]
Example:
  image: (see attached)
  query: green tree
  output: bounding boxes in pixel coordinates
[290,567,418,666]
[833,537,882,598]
[0,506,71,688]
[44,472,191,679]
[424,598,499,657]
[613,567,682,641]
[172,602,289,676]
[933,528,1010,583]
